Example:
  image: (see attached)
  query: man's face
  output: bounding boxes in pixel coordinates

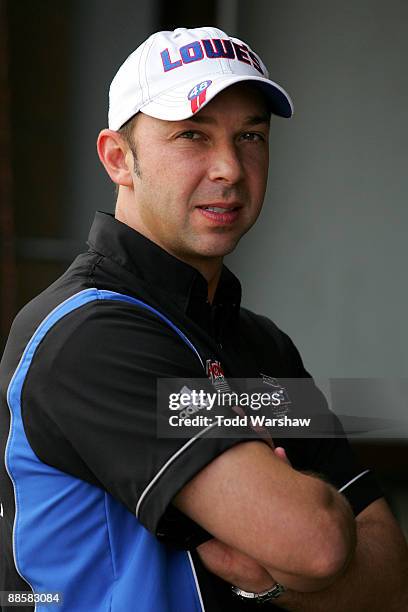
[126,83,270,267]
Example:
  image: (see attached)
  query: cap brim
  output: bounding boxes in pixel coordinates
[138,74,293,121]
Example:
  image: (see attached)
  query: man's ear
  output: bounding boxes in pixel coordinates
[96,129,133,187]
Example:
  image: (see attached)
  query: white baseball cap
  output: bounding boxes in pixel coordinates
[108,26,293,130]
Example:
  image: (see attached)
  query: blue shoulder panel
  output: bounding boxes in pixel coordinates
[5,289,204,611]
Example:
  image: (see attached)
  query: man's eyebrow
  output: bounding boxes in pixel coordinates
[242,113,271,126]
[187,113,270,126]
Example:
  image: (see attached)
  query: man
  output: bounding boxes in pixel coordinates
[0,26,407,612]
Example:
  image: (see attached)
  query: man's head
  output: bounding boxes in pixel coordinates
[97,27,293,275]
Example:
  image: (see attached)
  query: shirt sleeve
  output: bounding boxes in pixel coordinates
[22,299,254,548]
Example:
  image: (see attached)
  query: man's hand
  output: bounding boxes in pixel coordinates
[197,538,276,593]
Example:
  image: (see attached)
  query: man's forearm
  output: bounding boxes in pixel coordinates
[197,499,408,610]
[263,482,356,593]
[196,477,356,594]
[192,445,408,609]
[274,510,408,612]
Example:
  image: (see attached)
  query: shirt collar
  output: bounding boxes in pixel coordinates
[87,212,242,313]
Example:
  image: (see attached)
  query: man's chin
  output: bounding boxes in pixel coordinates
[196,237,241,258]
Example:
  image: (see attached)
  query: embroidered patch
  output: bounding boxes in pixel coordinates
[188,80,212,113]
[260,373,292,416]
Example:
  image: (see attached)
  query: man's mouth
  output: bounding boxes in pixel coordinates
[196,204,241,224]
[201,206,239,213]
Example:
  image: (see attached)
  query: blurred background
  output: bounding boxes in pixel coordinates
[1,0,407,535]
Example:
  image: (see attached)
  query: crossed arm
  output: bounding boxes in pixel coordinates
[173,441,408,610]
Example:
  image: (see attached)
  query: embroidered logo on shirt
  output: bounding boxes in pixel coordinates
[260,373,292,416]
[206,359,231,393]
[206,359,224,381]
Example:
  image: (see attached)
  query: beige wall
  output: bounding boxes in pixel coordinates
[228,0,408,380]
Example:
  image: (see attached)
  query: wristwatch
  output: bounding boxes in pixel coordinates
[231,582,286,604]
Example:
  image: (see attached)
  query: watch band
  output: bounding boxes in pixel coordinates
[231,582,286,603]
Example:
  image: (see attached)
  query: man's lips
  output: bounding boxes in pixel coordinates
[195,203,242,225]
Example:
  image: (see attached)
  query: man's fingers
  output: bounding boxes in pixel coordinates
[197,538,275,593]
[274,446,291,465]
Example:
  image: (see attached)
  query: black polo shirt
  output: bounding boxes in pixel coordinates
[0,212,382,612]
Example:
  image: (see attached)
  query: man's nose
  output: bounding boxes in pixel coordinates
[207,142,244,184]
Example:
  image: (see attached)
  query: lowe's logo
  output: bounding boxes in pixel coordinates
[160,38,264,74]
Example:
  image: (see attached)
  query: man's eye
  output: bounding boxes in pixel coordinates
[240,132,264,142]
[178,131,201,140]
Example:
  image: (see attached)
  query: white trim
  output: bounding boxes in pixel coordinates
[338,469,370,493]
[135,421,218,517]
[187,551,206,612]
